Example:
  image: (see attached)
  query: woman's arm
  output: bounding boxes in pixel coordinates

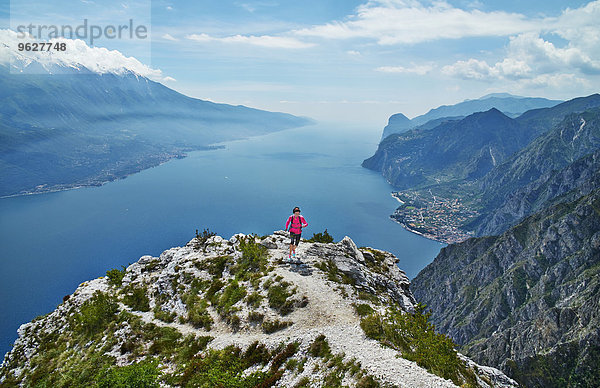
[285,216,291,231]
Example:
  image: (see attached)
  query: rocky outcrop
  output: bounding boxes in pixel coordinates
[0,231,515,387]
[411,188,600,387]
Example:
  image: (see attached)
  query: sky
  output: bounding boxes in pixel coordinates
[2,0,600,127]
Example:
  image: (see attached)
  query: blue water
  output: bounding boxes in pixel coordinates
[0,123,444,357]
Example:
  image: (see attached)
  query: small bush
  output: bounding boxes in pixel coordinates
[196,255,231,278]
[267,281,296,315]
[248,311,265,322]
[307,229,334,243]
[106,266,127,287]
[186,297,213,331]
[246,291,263,308]
[72,291,118,336]
[294,376,311,387]
[353,303,375,317]
[262,319,292,334]
[232,235,269,278]
[194,228,216,249]
[309,334,331,358]
[122,285,151,312]
[360,304,470,386]
[153,306,176,323]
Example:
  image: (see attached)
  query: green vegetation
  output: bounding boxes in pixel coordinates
[307,229,334,243]
[196,255,231,278]
[353,303,375,317]
[231,235,270,279]
[169,342,299,387]
[183,294,213,331]
[360,248,388,274]
[72,291,119,337]
[315,259,356,285]
[267,280,296,315]
[246,291,263,308]
[106,266,127,287]
[194,228,216,250]
[122,285,151,312]
[309,334,331,358]
[262,319,293,334]
[360,304,477,387]
[97,358,161,388]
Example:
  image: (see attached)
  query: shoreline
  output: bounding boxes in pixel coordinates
[0,145,225,200]
[390,216,449,244]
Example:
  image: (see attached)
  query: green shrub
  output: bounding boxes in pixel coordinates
[307,229,334,243]
[144,324,183,357]
[194,228,216,249]
[170,345,282,387]
[106,266,127,287]
[262,319,292,334]
[360,304,472,386]
[196,255,231,278]
[248,311,265,322]
[246,291,263,307]
[294,376,311,387]
[217,280,247,316]
[176,335,213,363]
[206,278,224,305]
[267,282,296,315]
[72,292,119,337]
[153,306,176,323]
[232,235,269,278]
[309,334,331,358]
[353,303,375,317]
[96,358,161,388]
[122,285,151,312]
[185,297,213,331]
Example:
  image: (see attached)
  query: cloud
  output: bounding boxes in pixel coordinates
[294,0,541,45]
[376,63,434,75]
[186,33,314,49]
[346,50,361,56]
[441,1,600,84]
[442,31,600,81]
[0,29,171,82]
[162,33,178,41]
[442,57,531,80]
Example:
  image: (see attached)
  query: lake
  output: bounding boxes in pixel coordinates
[0,123,444,357]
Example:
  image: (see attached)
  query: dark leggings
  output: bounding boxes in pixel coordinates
[290,232,301,246]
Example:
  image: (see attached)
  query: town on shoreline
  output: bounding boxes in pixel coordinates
[390,191,478,244]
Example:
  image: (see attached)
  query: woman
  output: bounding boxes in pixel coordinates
[285,206,308,261]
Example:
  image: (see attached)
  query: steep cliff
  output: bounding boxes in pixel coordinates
[0,232,516,387]
[411,188,600,387]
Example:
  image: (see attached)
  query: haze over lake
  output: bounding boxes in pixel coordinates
[0,123,443,356]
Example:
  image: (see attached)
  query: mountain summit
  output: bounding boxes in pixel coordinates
[0,231,516,387]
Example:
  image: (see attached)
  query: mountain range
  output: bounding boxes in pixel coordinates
[0,63,310,197]
[380,94,562,140]
[365,93,600,387]
[363,94,600,192]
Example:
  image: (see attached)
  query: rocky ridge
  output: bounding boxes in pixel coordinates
[1,231,516,387]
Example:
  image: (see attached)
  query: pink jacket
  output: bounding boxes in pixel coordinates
[285,215,308,234]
